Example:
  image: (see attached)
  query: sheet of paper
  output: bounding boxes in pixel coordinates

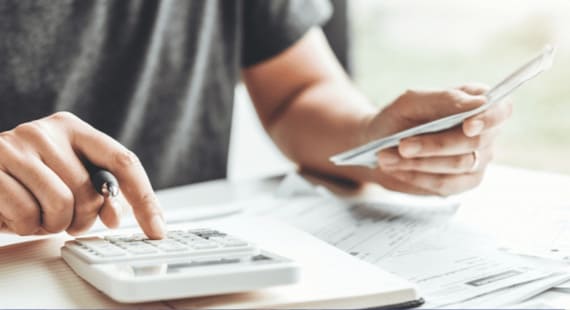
[246,190,569,306]
[449,271,570,308]
[247,194,465,262]
[380,248,560,307]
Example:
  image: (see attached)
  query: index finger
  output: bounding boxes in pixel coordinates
[66,119,165,239]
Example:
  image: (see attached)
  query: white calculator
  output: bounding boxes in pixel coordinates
[61,229,300,303]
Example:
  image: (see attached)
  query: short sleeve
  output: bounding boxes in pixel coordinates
[241,0,332,67]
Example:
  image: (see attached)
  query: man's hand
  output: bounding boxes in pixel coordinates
[0,112,165,238]
[242,28,512,196]
[367,84,513,196]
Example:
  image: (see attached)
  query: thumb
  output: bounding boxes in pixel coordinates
[399,89,487,122]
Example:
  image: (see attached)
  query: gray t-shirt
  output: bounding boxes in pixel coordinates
[0,0,331,189]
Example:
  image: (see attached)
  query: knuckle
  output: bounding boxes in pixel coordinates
[113,149,141,170]
[441,89,459,102]
[49,111,79,123]
[50,187,75,214]
[403,89,418,98]
[0,133,11,155]
[13,121,47,141]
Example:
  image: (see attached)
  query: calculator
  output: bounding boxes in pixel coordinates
[61,229,300,303]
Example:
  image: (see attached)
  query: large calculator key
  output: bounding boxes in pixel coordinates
[208,236,247,247]
[145,240,187,252]
[76,240,127,257]
[119,241,159,254]
[189,241,220,250]
[214,237,249,247]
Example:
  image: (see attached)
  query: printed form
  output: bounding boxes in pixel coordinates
[246,177,570,307]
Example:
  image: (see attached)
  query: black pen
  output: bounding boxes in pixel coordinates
[87,165,119,197]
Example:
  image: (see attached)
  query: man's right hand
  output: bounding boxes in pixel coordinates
[0,112,165,238]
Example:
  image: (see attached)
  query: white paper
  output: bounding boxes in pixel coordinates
[448,272,570,308]
[247,192,472,261]
[247,190,569,306]
[380,248,557,307]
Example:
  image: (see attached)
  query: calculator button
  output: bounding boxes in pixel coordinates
[76,240,127,257]
[145,240,187,252]
[118,241,159,254]
[189,241,220,250]
[210,237,248,247]
[175,236,205,245]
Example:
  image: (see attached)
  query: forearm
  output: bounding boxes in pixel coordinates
[267,79,378,183]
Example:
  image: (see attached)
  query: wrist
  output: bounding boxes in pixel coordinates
[356,112,377,147]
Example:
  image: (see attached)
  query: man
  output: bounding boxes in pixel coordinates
[0,0,512,239]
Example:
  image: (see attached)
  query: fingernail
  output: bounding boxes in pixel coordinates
[401,139,422,157]
[378,152,399,165]
[467,120,484,136]
[150,215,166,238]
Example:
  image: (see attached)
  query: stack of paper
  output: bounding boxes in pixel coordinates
[248,172,570,307]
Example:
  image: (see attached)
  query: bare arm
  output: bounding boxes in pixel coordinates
[243,28,377,183]
[243,28,512,196]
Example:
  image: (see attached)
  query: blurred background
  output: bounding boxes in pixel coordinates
[228,0,570,180]
[351,0,570,173]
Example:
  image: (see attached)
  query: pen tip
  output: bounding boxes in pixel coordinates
[108,184,119,197]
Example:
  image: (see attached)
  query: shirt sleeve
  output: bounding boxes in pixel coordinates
[241,0,333,68]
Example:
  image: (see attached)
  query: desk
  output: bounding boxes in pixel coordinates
[1,164,570,308]
[159,164,570,308]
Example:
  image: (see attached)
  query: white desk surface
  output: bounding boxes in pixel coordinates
[158,164,570,308]
[1,164,570,308]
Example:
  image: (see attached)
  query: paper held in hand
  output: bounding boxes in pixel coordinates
[330,44,556,168]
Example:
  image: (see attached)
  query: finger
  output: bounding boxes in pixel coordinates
[57,114,165,239]
[397,89,487,122]
[463,98,513,137]
[0,171,41,235]
[381,147,493,174]
[457,83,490,96]
[389,170,485,196]
[373,169,436,196]
[12,121,105,235]
[398,127,496,158]
[98,196,122,229]
[0,144,74,233]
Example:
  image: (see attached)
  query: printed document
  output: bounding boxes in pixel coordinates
[246,177,570,306]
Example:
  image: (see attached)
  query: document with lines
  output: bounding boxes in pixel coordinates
[246,190,569,307]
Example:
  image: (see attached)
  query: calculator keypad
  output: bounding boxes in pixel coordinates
[65,229,257,263]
